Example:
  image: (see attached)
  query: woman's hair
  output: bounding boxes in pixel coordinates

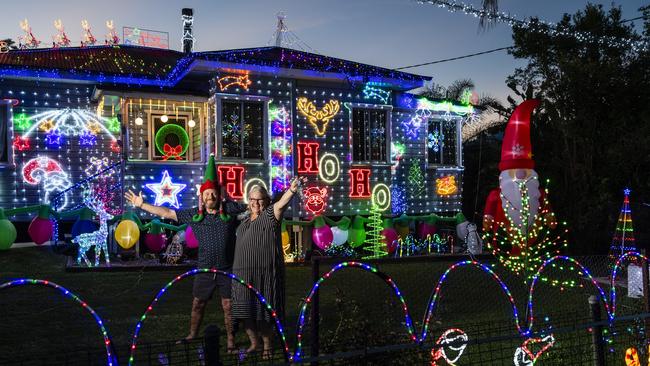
[248,185,271,208]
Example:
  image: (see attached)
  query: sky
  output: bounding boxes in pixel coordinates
[0,0,646,102]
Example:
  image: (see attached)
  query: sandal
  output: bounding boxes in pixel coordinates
[262,349,273,360]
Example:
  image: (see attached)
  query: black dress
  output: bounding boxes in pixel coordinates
[231,204,285,323]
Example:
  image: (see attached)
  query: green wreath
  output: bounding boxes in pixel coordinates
[155,124,189,158]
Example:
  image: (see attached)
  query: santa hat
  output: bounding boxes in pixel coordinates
[498,99,540,171]
[193,154,220,222]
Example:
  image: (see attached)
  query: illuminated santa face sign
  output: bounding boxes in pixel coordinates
[303,186,328,215]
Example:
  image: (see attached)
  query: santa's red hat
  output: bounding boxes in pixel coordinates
[498,99,540,171]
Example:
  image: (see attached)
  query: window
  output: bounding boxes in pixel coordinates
[150,113,193,161]
[0,101,10,164]
[352,108,388,162]
[427,118,458,165]
[220,100,264,160]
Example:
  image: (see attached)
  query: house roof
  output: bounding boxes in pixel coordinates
[0,45,430,91]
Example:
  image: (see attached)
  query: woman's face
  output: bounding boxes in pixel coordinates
[248,191,267,215]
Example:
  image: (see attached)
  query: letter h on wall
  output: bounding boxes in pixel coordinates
[349,168,371,198]
[297,141,320,174]
[217,165,245,199]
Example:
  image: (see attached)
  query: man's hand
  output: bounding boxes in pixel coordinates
[125,190,144,208]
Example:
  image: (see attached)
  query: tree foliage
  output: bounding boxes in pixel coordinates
[490,4,650,253]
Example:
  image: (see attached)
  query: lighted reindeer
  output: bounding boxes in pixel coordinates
[72,191,114,267]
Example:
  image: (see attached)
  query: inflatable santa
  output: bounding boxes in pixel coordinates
[482,99,556,255]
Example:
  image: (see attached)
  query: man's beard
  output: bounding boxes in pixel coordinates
[204,199,218,210]
[499,170,540,230]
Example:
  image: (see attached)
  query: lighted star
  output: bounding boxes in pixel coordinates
[39,119,56,132]
[105,117,121,133]
[45,130,63,148]
[14,113,31,131]
[401,116,422,139]
[12,136,31,151]
[79,130,97,146]
[145,170,187,209]
[624,188,631,196]
[86,122,102,135]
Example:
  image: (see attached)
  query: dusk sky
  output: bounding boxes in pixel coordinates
[0,0,645,102]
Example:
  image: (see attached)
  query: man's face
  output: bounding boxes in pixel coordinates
[202,188,220,210]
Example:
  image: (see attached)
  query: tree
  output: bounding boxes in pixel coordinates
[500,4,650,253]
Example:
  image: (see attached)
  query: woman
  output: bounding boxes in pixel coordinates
[231,176,305,358]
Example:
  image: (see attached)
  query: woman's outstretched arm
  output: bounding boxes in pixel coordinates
[274,176,307,221]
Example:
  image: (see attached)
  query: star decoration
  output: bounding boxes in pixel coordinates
[512,143,525,156]
[110,140,121,153]
[401,116,422,139]
[79,130,97,146]
[145,170,187,209]
[105,117,121,133]
[14,113,31,131]
[45,129,63,148]
[624,188,631,196]
[12,136,31,151]
[86,122,102,135]
[39,120,56,132]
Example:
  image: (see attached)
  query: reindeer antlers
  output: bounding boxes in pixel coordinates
[296,97,340,136]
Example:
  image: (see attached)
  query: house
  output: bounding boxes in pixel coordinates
[0,43,472,228]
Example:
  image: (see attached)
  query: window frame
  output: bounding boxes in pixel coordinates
[0,100,13,167]
[147,111,196,162]
[214,94,270,163]
[425,115,462,168]
[346,103,392,165]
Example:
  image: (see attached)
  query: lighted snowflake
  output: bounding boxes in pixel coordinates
[427,130,444,152]
[512,143,525,156]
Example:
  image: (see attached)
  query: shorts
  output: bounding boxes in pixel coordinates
[193,272,232,300]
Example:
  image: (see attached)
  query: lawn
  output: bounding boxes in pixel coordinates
[0,247,645,365]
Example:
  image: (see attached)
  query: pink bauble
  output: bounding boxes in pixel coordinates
[185,226,199,249]
[312,225,333,251]
[144,233,166,253]
[382,228,399,254]
[417,222,437,240]
[28,217,53,245]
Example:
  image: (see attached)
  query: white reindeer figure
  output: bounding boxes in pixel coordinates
[73,191,114,267]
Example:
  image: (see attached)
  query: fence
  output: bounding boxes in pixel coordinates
[1,254,649,365]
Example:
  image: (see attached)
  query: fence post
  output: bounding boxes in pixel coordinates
[588,295,605,366]
[311,257,320,364]
[204,324,222,366]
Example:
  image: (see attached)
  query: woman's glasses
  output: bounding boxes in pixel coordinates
[249,198,266,204]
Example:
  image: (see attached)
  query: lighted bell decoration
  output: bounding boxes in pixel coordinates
[144,220,167,253]
[114,211,140,249]
[381,218,399,255]
[281,221,290,252]
[0,209,17,250]
[417,222,437,240]
[71,207,98,238]
[185,225,198,249]
[311,216,333,251]
[28,206,53,245]
[348,216,367,248]
[327,216,350,246]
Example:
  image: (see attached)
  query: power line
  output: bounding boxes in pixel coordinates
[394,46,513,70]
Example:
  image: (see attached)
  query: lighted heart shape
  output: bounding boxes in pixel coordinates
[521,334,555,362]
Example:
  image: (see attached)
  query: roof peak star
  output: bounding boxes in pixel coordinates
[145,170,187,209]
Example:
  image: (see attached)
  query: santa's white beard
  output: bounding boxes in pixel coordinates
[499,170,541,230]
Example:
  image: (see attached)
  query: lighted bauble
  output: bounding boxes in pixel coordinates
[311,217,333,251]
[160,114,168,123]
[348,216,367,248]
[0,212,17,250]
[144,233,167,253]
[417,222,437,240]
[28,208,53,245]
[185,225,198,249]
[188,119,196,128]
[330,226,348,246]
[135,117,143,126]
[114,219,140,249]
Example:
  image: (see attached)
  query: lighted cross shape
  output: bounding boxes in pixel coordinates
[145,170,187,209]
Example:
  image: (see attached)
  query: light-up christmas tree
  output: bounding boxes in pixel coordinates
[608,188,637,259]
[408,159,425,198]
[363,205,388,259]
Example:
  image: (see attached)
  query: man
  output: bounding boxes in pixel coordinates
[125,155,243,351]
[483,99,556,255]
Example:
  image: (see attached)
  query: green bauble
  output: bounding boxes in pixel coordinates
[0,219,17,250]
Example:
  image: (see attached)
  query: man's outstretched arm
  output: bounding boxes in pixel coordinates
[124,189,178,221]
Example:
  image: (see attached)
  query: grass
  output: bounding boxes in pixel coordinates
[0,247,646,364]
